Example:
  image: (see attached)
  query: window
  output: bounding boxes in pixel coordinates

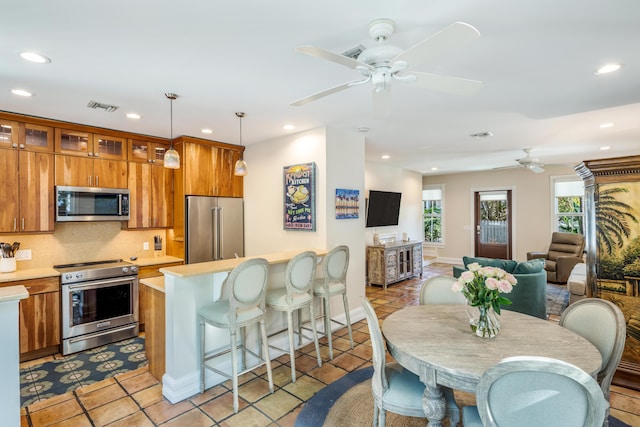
[423,185,443,244]
[553,177,584,234]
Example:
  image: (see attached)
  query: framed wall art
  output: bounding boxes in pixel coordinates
[283,162,316,231]
[335,188,359,219]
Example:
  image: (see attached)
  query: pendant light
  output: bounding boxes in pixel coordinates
[163,93,180,169]
[234,112,248,176]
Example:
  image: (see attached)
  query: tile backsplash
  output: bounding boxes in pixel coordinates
[3,222,166,269]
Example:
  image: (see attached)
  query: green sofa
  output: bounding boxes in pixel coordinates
[453,256,547,319]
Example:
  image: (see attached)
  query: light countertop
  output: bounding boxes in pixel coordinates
[0,267,59,283]
[140,276,165,293]
[0,285,29,302]
[160,248,327,278]
[133,255,183,267]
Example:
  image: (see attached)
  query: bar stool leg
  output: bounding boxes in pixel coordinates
[230,328,239,413]
[199,318,205,393]
[323,296,333,360]
[309,301,322,367]
[342,294,354,349]
[259,319,274,392]
[286,309,297,382]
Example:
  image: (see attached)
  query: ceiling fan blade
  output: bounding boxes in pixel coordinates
[290,81,356,106]
[407,71,482,95]
[392,22,480,67]
[372,87,391,116]
[295,46,374,71]
[527,164,545,173]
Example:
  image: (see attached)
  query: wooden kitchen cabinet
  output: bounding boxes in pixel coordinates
[0,119,19,149]
[55,154,128,188]
[0,148,55,233]
[55,129,127,160]
[137,262,182,331]
[127,162,173,228]
[0,277,61,361]
[182,140,244,197]
[367,241,423,289]
[129,138,171,166]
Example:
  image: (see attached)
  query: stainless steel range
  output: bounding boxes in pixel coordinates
[54,259,139,355]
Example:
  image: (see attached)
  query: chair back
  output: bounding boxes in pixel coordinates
[321,245,349,287]
[361,297,388,394]
[285,251,317,300]
[559,298,626,399]
[547,232,585,261]
[477,356,608,427]
[419,275,467,305]
[224,258,270,328]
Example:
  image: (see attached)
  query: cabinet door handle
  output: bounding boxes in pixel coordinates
[95,176,99,187]
[13,218,17,231]
[88,176,92,186]
[21,218,25,230]
[19,144,25,149]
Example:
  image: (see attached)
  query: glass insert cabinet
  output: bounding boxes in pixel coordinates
[367,240,423,289]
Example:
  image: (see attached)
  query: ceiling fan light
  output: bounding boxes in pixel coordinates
[234,159,248,176]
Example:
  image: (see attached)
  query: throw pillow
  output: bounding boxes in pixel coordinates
[462,256,517,273]
[513,258,545,274]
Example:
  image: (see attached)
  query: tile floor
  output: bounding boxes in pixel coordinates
[20,262,640,426]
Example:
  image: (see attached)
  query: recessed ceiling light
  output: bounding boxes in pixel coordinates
[282,124,295,131]
[600,146,611,150]
[11,89,33,97]
[599,123,614,128]
[125,113,141,119]
[431,167,438,171]
[381,155,390,159]
[201,128,213,134]
[358,127,370,133]
[595,63,621,74]
[19,51,51,64]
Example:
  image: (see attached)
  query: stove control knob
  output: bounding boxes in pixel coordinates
[75,273,83,279]
[130,265,138,273]
[122,267,129,273]
[65,273,73,280]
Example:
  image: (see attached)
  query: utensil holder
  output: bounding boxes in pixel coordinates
[0,257,17,273]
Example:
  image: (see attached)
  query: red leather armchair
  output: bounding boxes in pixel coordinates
[527,232,585,284]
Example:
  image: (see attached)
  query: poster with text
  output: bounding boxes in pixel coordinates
[284,162,316,231]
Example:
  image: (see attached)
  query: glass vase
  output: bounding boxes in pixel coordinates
[466,303,500,338]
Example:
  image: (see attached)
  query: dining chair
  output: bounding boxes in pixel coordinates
[559,298,626,427]
[419,275,468,305]
[462,355,608,427]
[362,297,460,427]
[266,251,322,382]
[419,275,464,426]
[198,257,274,413]
[314,245,354,360]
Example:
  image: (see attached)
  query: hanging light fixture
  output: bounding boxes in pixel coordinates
[234,112,248,176]
[163,93,180,169]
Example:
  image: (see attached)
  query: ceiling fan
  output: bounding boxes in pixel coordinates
[290,18,483,110]
[515,148,545,173]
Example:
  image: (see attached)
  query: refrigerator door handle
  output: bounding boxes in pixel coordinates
[218,206,224,260]
[212,207,218,260]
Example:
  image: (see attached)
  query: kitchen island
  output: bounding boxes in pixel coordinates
[158,249,327,403]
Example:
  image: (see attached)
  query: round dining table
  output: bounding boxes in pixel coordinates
[382,304,602,427]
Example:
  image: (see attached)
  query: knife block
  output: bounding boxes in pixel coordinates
[0,257,16,273]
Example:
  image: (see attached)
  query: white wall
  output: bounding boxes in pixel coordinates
[364,163,423,245]
[422,164,578,262]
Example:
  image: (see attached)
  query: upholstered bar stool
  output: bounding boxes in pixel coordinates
[266,251,322,382]
[198,258,274,413]
[313,245,354,360]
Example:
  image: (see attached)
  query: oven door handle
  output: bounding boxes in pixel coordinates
[67,323,138,344]
[66,276,138,290]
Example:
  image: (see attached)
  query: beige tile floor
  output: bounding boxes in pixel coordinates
[20,262,640,426]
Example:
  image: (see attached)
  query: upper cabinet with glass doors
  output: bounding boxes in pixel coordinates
[55,128,127,160]
[0,120,53,152]
[128,139,171,165]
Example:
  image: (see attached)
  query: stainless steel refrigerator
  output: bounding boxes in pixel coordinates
[185,196,244,264]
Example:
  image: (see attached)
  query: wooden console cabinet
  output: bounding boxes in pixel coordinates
[367,241,423,289]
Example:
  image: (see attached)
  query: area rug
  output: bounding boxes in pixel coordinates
[546,283,569,316]
[295,366,631,427]
[19,336,147,407]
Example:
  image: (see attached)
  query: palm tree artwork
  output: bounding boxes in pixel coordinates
[596,187,638,256]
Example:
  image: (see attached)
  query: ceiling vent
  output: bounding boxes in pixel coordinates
[87,100,119,112]
[341,44,366,60]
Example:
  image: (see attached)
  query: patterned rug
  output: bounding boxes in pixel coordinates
[296,366,631,427]
[20,337,147,407]
[546,283,570,316]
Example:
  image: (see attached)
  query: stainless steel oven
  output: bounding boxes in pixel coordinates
[55,260,139,355]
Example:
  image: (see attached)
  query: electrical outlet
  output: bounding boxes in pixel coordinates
[15,249,32,260]
[143,242,150,250]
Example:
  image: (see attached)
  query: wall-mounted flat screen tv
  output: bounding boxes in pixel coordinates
[365,190,402,228]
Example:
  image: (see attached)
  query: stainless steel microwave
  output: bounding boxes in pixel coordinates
[56,186,130,222]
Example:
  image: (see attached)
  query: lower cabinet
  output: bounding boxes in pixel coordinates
[367,241,423,289]
[0,277,61,361]
[137,262,182,331]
